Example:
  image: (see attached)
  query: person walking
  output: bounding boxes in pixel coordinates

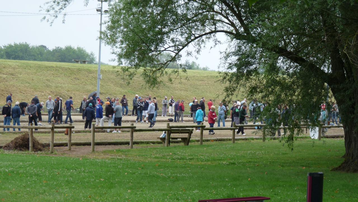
[106,97,112,105]
[195,107,204,131]
[26,101,38,128]
[230,103,237,127]
[87,97,96,108]
[169,96,175,115]
[249,99,255,119]
[19,102,28,116]
[207,99,213,110]
[153,98,158,124]
[179,100,185,122]
[147,100,155,128]
[101,102,114,132]
[95,101,104,126]
[217,102,226,127]
[136,97,144,123]
[120,95,128,115]
[56,97,63,124]
[113,101,123,133]
[6,93,12,103]
[84,103,95,130]
[237,104,248,135]
[46,96,55,124]
[64,97,74,124]
[143,97,149,123]
[191,100,199,123]
[36,102,44,125]
[174,100,180,122]
[12,101,21,131]
[233,103,240,129]
[208,106,217,135]
[2,100,12,132]
[200,98,206,117]
[53,99,62,124]
[162,96,168,117]
[80,97,87,120]
[132,95,138,116]
[32,95,40,105]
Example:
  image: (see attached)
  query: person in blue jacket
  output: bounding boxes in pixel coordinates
[195,107,204,131]
[12,101,21,131]
[95,101,104,126]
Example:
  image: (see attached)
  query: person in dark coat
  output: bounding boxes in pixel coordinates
[100,102,114,132]
[12,101,21,131]
[2,100,12,132]
[191,100,199,123]
[84,103,95,129]
[31,95,40,105]
[6,93,12,103]
[200,98,206,117]
[19,102,28,116]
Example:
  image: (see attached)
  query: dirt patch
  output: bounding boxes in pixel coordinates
[3,132,48,152]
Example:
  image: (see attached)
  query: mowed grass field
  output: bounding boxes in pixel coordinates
[0,59,231,106]
[1,139,357,201]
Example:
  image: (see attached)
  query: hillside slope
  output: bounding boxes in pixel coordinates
[0,59,232,107]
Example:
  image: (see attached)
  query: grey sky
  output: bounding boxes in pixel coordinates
[0,0,227,70]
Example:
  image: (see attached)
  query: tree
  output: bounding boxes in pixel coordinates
[0,46,4,59]
[0,43,96,64]
[44,0,358,172]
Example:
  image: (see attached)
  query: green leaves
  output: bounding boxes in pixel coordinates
[248,0,259,7]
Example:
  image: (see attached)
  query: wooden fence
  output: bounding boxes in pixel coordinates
[1,123,75,153]
[0,123,343,153]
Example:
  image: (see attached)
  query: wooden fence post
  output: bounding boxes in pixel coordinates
[232,124,236,143]
[91,123,95,152]
[165,123,170,147]
[318,125,322,140]
[50,122,55,153]
[262,126,266,142]
[68,123,72,150]
[130,123,134,149]
[200,122,204,145]
[29,123,33,152]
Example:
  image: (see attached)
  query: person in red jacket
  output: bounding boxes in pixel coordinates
[179,100,185,122]
[207,99,213,110]
[208,106,217,135]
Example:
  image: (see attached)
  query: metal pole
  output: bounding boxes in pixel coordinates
[96,0,103,98]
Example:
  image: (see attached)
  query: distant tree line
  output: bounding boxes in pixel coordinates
[160,53,209,71]
[0,42,96,64]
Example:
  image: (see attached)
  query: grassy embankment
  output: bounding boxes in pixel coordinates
[0,59,234,106]
[0,139,357,201]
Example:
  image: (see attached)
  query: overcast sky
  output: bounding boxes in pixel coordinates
[0,0,228,70]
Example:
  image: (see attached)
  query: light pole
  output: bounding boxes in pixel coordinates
[96,0,108,98]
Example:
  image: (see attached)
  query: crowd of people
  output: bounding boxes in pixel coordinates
[2,93,340,136]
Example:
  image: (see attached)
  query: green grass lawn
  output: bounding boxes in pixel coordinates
[0,139,356,201]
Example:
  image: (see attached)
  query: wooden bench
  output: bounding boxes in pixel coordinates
[157,129,193,146]
[199,196,270,202]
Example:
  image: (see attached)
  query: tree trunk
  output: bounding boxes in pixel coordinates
[331,119,358,172]
[329,69,358,172]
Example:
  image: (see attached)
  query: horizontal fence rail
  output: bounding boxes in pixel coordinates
[0,122,344,153]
